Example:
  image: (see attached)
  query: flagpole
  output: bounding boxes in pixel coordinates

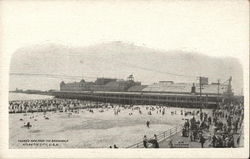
[199,76,202,112]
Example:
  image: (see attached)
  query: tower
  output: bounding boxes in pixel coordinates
[127,74,134,81]
[191,83,196,94]
[227,76,232,94]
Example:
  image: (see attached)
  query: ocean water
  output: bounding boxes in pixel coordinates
[9,93,54,101]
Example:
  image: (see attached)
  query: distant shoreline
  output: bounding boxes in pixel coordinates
[9,91,53,96]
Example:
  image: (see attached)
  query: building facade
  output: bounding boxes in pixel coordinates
[55,76,234,108]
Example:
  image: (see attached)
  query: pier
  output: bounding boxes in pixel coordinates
[52,90,223,109]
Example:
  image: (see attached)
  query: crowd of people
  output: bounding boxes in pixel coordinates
[179,99,244,148]
[9,98,187,120]
[143,134,159,148]
[9,99,105,113]
[9,98,168,115]
[210,101,244,148]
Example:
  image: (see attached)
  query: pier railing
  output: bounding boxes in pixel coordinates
[126,124,183,148]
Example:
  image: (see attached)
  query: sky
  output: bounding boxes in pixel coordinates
[0,0,249,92]
[1,0,249,61]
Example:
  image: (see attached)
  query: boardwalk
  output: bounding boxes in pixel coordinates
[159,122,244,148]
[159,130,211,148]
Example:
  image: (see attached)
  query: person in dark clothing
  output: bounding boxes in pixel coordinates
[193,131,197,141]
[228,136,235,148]
[169,139,174,148]
[237,136,240,145]
[143,135,148,148]
[218,136,223,148]
[190,131,193,141]
[212,135,217,147]
[154,134,159,148]
[182,128,185,137]
[235,122,238,133]
[146,121,150,128]
[24,122,31,129]
[200,135,206,148]
[208,116,212,125]
[114,144,118,148]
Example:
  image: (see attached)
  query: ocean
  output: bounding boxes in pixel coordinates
[9,92,54,101]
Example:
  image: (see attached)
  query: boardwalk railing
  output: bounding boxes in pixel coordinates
[126,124,183,148]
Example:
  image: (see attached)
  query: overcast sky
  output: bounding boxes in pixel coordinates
[1,0,249,94]
[1,0,249,64]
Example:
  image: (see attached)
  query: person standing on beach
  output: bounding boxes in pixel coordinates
[146,121,150,128]
[169,139,174,148]
[200,134,206,148]
[154,134,159,148]
[212,134,217,147]
[143,135,148,148]
[190,131,193,141]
